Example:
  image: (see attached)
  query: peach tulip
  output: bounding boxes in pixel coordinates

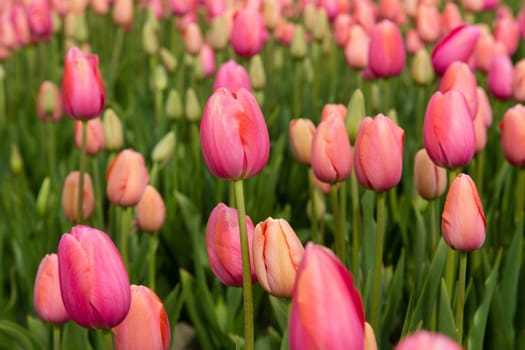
[106,149,149,206]
[74,117,106,155]
[368,20,406,78]
[395,330,462,350]
[405,29,423,55]
[135,185,166,232]
[113,0,134,31]
[431,24,480,75]
[289,118,316,166]
[473,111,488,153]
[494,16,519,56]
[320,104,346,121]
[213,60,252,93]
[441,3,463,35]
[62,171,95,222]
[416,4,441,43]
[34,254,70,324]
[274,20,296,47]
[333,13,352,47]
[414,149,447,200]
[182,22,202,55]
[344,24,369,70]
[500,104,525,167]
[475,86,492,127]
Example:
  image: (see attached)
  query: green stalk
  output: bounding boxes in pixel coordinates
[0,70,5,133]
[308,169,319,243]
[109,28,125,102]
[293,59,303,117]
[331,184,344,262]
[77,121,87,225]
[370,192,386,333]
[120,206,131,274]
[445,249,457,300]
[53,326,61,350]
[148,233,159,291]
[429,200,438,256]
[340,181,347,259]
[104,330,114,350]
[515,169,525,222]
[45,120,56,185]
[150,162,159,187]
[350,173,362,281]
[456,253,468,345]
[233,180,254,350]
[93,157,103,229]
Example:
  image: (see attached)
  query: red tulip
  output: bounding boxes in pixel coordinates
[106,149,149,206]
[34,254,70,324]
[500,104,525,166]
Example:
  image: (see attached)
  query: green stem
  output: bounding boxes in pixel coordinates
[476,152,484,199]
[109,28,125,102]
[150,162,159,187]
[456,252,468,345]
[233,180,254,350]
[350,172,362,282]
[53,326,61,350]
[93,157,103,229]
[445,248,457,301]
[370,192,386,333]
[331,184,344,262]
[45,120,56,186]
[191,123,202,208]
[382,78,391,112]
[340,181,347,260]
[148,233,159,291]
[429,200,438,256]
[293,59,303,117]
[77,121,87,224]
[0,70,5,133]
[308,169,319,243]
[120,206,131,275]
[104,330,114,350]
[515,169,525,222]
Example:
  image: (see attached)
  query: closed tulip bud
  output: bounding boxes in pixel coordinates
[62,47,105,120]
[500,104,525,166]
[416,4,441,43]
[112,285,170,350]
[231,8,267,57]
[414,149,447,200]
[411,48,434,85]
[473,111,488,153]
[289,118,316,165]
[311,8,329,42]
[423,90,475,169]
[75,117,106,156]
[113,0,134,31]
[34,254,70,324]
[346,89,366,144]
[303,3,316,33]
[214,60,252,93]
[208,15,230,51]
[289,243,365,349]
[344,25,370,70]
[185,88,200,122]
[307,187,326,221]
[249,55,266,90]
[441,3,463,35]
[10,144,23,175]
[200,88,269,180]
[488,54,513,100]
[311,114,352,183]
[62,171,95,222]
[197,44,215,79]
[165,89,183,120]
[395,330,462,350]
[439,62,478,118]
[103,109,123,151]
[442,174,486,251]
[253,218,304,298]
[151,65,168,92]
[290,25,307,59]
[431,24,480,75]
[368,20,406,78]
[135,185,166,232]
[142,19,159,55]
[37,80,62,122]
[333,14,352,47]
[321,104,346,122]
[182,22,202,55]
[152,131,175,167]
[58,225,131,328]
[405,29,424,55]
[37,177,51,216]
[106,149,149,206]
[159,48,177,73]
[513,59,525,102]
[206,203,257,286]
[353,114,404,191]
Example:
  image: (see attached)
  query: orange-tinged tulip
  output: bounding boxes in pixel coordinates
[74,117,106,155]
[473,110,488,153]
[416,4,441,43]
[34,254,70,324]
[182,22,202,55]
[500,104,525,167]
[135,185,166,232]
[441,3,463,35]
[289,118,316,166]
[441,174,486,251]
[414,149,447,200]
[494,16,519,56]
[106,149,149,206]
[333,13,352,47]
[344,24,370,70]
[62,171,95,222]
[320,104,346,121]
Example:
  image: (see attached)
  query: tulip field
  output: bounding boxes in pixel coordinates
[3,0,525,349]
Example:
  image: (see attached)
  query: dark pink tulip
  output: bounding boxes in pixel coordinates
[206,203,257,287]
[231,8,267,57]
[311,114,352,183]
[34,254,70,324]
[439,62,478,118]
[58,225,131,328]
[353,114,404,192]
[395,330,462,350]
[25,0,53,41]
[431,24,480,75]
[213,60,252,93]
[488,54,513,100]
[442,174,486,251]
[500,104,525,167]
[289,243,365,349]
[423,90,476,169]
[106,149,149,206]
[62,47,105,120]
[368,20,406,78]
[200,88,269,180]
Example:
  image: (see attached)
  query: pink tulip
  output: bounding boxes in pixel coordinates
[289,118,316,166]
[58,225,131,328]
[231,8,267,57]
[405,29,424,55]
[416,4,441,43]
[442,174,486,251]
[311,113,352,183]
[0,13,17,50]
[316,0,339,20]
[112,0,134,31]
[441,3,463,35]
[112,285,170,350]
[62,171,95,222]
[91,0,109,15]
[274,20,296,47]
[289,243,365,349]
[182,22,203,55]
[378,0,404,23]
[473,31,507,73]
[106,149,149,206]
[500,104,525,166]
[253,218,304,298]
[200,88,269,180]
[213,60,252,93]
[488,54,513,100]
[414,149,447,201]
[494,16,519,56]
[203,0,225,18]
[11,4,31,46]
[368,20,406,78]
[74,117,106,155]
[34,254,70,324]
[431,24,480,75]
[438,62,478,118]
[353,114,404,192]
[170,0,198,15]
[206,203,257,286]
[473,111,488,153]
[25,0,53,41]
[198,44,216,78]
[37,80,62,122]
[423,90,476,169]
[395,330,462,350]
[513,59,525,102]
[344,24,369,70]
[352,0,376,34]
[135,185,166,232]
[320,104,346,121]
[333,13,352,47]
[62,47,105,120]
[475,86,492,127]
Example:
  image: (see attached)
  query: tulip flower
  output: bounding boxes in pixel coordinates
[103,109,124,151]
[333,14,352,47]
[289,118,316,166]
[414,149,447,200]
[500,104,525,167]
[320,104,347,122]
[431,24,480,75]
[106,149,149,206]
[442,174,486,251]
[438,62,478,118]
[488,54,513,100]
[182,22,202,55]
[513,59,525,102]
[62,171,95,222]
[135,185,166,232]
[441,3,463,35]
[25,0,53,41]
[62,47,105,120]
[405,29,424,55]
[494,16,519,56]
[365,322,378,350]
[112,0,134,31]
[170,0,198,16]
[197,44,216,78]
[205,203,257,286]
[395,330,462,350]
[74,117,106,156]
[289,243,365,349]
[344,25,370,70]
[213,60,252,93]
[473,111,488,153]
[37,80,62,122]
[200,88,269,180]
[274,20,296,47]
[476,86,492,127]
[34,254,70,324]
[58,225,131,328]
[368,20,406,78]
[353,114,404,192]
[112,285,170,350]
[231,8,267,57]
[423,90,476,169]
[416,4,441,43]
[253,218,304,298]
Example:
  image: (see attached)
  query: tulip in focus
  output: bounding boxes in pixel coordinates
[289,118,316,166]
[62,171,95,222]
[231,8,267,57]
[414,149,447,201]
[106,149,149,206]
[200,88,269,180]
[320,104,346,121]
[395,330,462,350]
[206,203,257,287]
[500,104,525,167]
[62,47,105,120]
[135,185,166,232]
[58,225,131,328]
[213,60,252,93]
[431,24,480,75]
[488,54,513,100]
[34,254,70,324]
[353,114,404,192]
[442,174,486,251]
[37,80,62,122]
[438,62,478,118]
[289,243,365,349]
[74,117,106,155]
[368,20,406,78]
[112,285,170,350]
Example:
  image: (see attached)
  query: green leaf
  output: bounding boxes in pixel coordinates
[269,296,290,333]
[163,284,183,328]
[381,251,405,339]
[437,279,457,340]
[0,320,46,350]
[501,218,523,319]
[26,316,48,347]
[61,322,91,350]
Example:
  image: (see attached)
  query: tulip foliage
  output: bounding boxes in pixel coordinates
[2,1,525,349]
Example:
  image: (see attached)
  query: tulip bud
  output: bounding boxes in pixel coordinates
[476,86,492,127]
[346,89,366,144]
[411,48,434,85]
[11,144,24,175]
[488,54,513,100]
[182,22,202,56]
[151,65,168,92]
[303,4,316,33]
[368,20,406,78]
[75,117,106,156]
[185,88,200,122]
[208,15,230,51]
[214,60,252,93]
[37,81,62,122]
[473,110,488,153]
[196,44,216,79]
[152,131,175,167]
[113,0,134,31]
[253,218,304,298]
[312,8,329,41]
[142,19,159,55]
[289,118,316,166]
[205,203,257,286]
[431,24,480,75]
[306,187,326,221]
[249,55,266,90]
[34,254,70,324]
[103,109,124,151]
[513,59,525,102]
[136,185,166,232]
[395,330,462,350]
[159,48,177,73]
[165,89,183,120]
[37,177,51,217]
[441,174,486,251]
[112,285,170,350]
[414,149,447,200]
[106,149,149,206]
[62,171,95,222]
[344,25,370,71]
[58,225,131,328]
[500,104,525,166]
[290,25,307,60]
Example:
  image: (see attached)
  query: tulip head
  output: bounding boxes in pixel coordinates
[395,330,462,350]
[289,118,316,166]
[103,109,124,151]
[431,24,480,75]
[62,171,95,222]
[414,149,447,201]
[106,149,149,206]
[135,185,166,233]
[74,117,106,156]
[213,60,252,93]
[231,8,267,57]
[438,62,478,118]
[488,54,513,100]
[34,254,70,324]
[368,20,406,78]
[500,104,525,167]
[37,80,62,122]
